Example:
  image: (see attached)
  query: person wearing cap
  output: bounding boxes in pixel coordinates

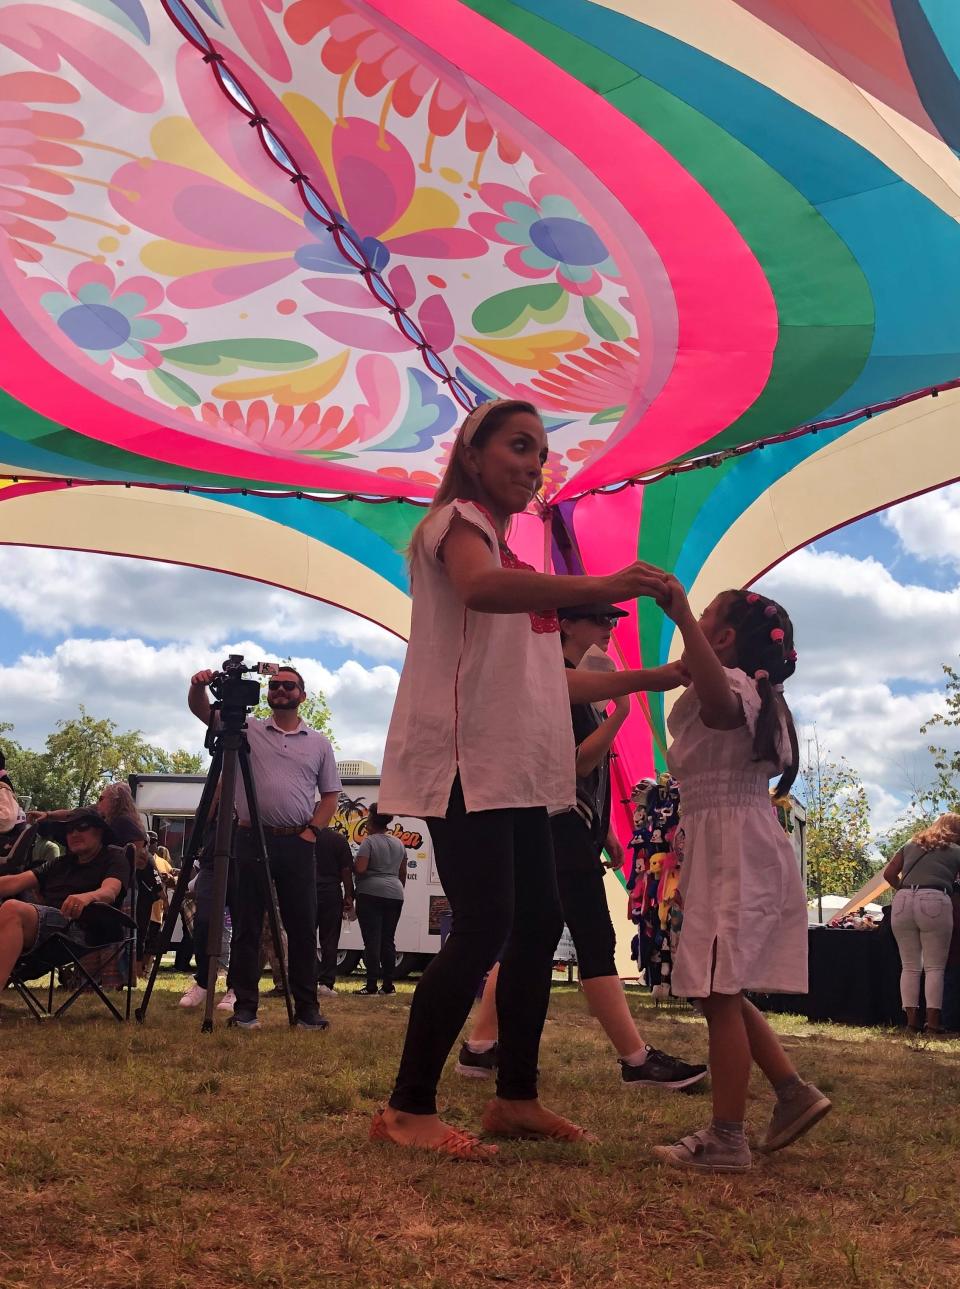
[373,399,683,1159]
[457,603,706,1090]
[0,808,129,994]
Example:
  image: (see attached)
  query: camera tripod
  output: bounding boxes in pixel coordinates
[136,704,294,1031]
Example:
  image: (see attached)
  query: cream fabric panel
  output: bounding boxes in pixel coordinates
[0,484,412,640]
[661,387,960,714]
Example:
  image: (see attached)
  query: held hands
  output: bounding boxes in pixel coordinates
[601,561,670,607]
[651,572,692,625]
[647,660,691,691]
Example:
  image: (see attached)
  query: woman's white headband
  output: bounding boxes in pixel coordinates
[460,399,517,446]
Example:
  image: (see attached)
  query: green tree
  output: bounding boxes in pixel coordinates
[877,814,937,859]
[106,728,178,782]
[167,748,205,774]
[252,671,338,747]
[43,707,115,806]
[0,725,66,812]
[917,660,960,815]
[1,712,209,809]
[799,732,873,907]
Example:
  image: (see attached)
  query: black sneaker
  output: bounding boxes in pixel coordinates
[455,1041,499,1078]
[265,985,285,997]
[356,985,380,996]
[619,1047,707,1090]
[378,985,396,996]
[294,1010,330,1030]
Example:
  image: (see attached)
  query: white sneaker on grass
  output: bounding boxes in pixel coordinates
[178,982,206,1009]
[216,989,236,1012]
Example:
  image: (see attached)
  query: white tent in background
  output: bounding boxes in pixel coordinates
[808,893,884,926]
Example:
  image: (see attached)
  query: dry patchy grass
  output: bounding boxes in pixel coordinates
[1,975,959,1288]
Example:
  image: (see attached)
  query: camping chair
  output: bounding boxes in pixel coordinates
[8,846,139,1022]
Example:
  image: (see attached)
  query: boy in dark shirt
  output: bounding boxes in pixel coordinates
[0,808,128,990]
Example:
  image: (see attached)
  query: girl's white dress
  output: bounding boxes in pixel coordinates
[666,667,808,998]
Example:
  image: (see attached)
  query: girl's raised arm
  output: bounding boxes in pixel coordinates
[657,574,742,729]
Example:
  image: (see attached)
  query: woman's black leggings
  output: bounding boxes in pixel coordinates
[389,776,563,1115]
[551,811,617,980]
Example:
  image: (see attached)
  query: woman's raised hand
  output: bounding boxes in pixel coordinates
[601,561,670,606]
[652,572,691,624]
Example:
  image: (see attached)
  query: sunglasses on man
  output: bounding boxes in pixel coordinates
[585,615,619,629]
[65,822,97,834]
[268,679,301,692]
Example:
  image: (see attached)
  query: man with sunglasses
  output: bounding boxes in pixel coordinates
[0,808,128,994]
[188,665,341,1030]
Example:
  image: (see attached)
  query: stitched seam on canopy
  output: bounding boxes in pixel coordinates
[157,0,475,416]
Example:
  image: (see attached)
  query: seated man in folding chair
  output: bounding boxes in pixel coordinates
[0,808,128,995]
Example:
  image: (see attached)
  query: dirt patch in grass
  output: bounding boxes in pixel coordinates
[1,976,958,1288]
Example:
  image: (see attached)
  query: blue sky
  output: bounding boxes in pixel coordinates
[3,482,959,832]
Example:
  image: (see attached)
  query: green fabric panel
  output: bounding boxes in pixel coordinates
[632,468,728,745]
[460,3,874,458]
[461,0,637,92]
[331,498,421,553]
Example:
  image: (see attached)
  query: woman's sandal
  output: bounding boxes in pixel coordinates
[480,1100,598,1143]
[369,1109,498,1161]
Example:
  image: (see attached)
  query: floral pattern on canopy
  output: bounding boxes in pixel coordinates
[3,0,960,806]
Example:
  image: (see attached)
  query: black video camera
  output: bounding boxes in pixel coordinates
[208,655,278,725]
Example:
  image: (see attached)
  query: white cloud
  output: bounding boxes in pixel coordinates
[758,547,960,831]
[1,637,400,770]
[880,480,960,572]
[4,548,406,661]
[758,547,960,688]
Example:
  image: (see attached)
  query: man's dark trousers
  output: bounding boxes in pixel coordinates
[316,879,343,989]
[232,829,318,1016]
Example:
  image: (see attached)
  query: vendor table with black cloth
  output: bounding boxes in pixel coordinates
[753,925,903,1025]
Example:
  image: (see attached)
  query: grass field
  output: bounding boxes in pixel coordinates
[2,971,959,1289]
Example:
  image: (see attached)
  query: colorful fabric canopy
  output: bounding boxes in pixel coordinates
[3,0,960,785]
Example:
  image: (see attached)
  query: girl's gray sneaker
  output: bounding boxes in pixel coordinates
[760,1081,832,1153]
[652,1127,752,1174]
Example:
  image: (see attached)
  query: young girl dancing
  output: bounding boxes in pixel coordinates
[372,399,673,1160]
[651,579,832,1174]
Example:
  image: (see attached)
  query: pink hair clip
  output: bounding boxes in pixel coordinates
[745,593,760,604]
[754,669,769,681]
[770,628,785,642]
[764,604,778,617]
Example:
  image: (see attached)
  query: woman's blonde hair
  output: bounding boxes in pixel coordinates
[408,399,539,559]
[912,812,960,851]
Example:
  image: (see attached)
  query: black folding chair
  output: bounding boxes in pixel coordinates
[8,846,138,1022]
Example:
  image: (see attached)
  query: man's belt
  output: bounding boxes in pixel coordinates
[236,823,306,837]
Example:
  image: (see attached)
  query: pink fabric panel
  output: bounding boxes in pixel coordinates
[366,0,777,493]
[510,509,549,570]
[0,309,428,498]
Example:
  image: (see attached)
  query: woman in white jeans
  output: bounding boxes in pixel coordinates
[883,814,960,1034]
